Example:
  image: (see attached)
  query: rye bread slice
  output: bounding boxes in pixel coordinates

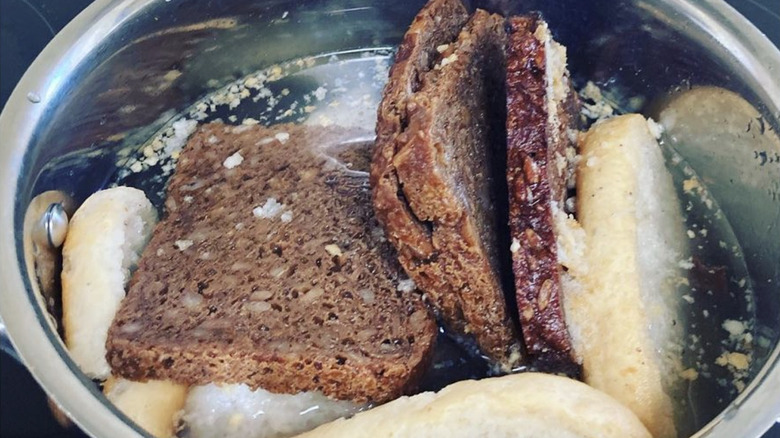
[106,123,437,403]
[372,0,469,265]
[373,7,522,367]
[505,15,581,375]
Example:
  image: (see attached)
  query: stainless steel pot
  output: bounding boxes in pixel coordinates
[1,0,778,437]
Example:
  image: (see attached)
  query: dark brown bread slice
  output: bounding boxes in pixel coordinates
[505,15,581,375]
[372,0,469,264]
[107,123,437,403]
[374,8,522,367]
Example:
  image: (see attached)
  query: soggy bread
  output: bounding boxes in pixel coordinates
[505,15,581,375]
[373,2,521,366]
[62,186,157,379]
[298,372,651,438]
[373,0,468,266]
[107,123,437,403]
[566,114,685,438]
[103,377,188,438]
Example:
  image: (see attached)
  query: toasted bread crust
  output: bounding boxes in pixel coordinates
[372,0,469,263]
[107,123,437,403]
[506,16,580,375]
[373,5,521,366]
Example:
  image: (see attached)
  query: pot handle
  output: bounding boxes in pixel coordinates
[0,316,21,362]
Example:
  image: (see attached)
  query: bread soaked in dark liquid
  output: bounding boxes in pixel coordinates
[108,50,496,396]
[97,49,756,427]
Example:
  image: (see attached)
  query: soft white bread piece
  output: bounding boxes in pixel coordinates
[567,114,685,438]
[104,377,188,438]
[62,187,157,379]
[181,384,360,438]
[297,373,650,438]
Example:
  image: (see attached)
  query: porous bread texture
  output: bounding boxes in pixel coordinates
[373,1,521,367]
[103,377,187,438]
[566,113,684,438]
[107,123,437,404]
[371,0,469,261]
[297,372,651,438]
[61,186,157,379]
[505,14,580,375]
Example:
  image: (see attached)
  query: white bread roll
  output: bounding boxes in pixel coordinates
[297,373,650,438]
[104,377,188,438]
[566,114,685,438]
[62,187,157,379]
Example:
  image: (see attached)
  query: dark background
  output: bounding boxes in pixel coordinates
[1,0,779,437]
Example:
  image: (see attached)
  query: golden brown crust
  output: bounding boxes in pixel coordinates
[373,6,521,366]
[107,123,437,404]
[505,15,580,375]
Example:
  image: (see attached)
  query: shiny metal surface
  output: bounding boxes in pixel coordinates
[0,0,778,437]
[36,202,69,248]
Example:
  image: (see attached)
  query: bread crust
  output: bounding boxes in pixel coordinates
[297,373,652,438]
[372,0,469,262]
[107,123,437,404]
[373,5,521,366]
[505,15,580,375]
[571,114,680,438]
[62,186,157,379]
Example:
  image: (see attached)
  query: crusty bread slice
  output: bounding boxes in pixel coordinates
[103,377,187,438]
[374,5,521,367]
[107,123,437,404]
[297,373,651,438]
[373,0,468,266]
[566,114,685,438]
[61,186,157,379]
[505,15,582,375]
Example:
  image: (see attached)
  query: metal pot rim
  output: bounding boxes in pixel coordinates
[0,0,778,437]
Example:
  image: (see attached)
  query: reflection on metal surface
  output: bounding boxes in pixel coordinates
[0,0,779,437]
[33,202,70,249]
[22,191,76,339]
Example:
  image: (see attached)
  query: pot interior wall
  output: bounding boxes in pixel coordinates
[10,0,780,436]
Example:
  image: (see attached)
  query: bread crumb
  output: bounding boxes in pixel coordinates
[579,81,615,120]
[242,118,260,126]
[324,244,342,257]
[223,152,244,169]
[683,178,700,193]
[680,368,699,381]
[687,230,696,239]
[314,87,327,101]
[253,198,285,219]
[645,117,664,139]
[435,53,458,70]
[280,211,293,223]
[722,319,746,337]
[716,352,749,370]
[175,240,194,251]
[275,132,290,144]
[397,279,416,293]
[436,44,450,53]
[510,238,521,253]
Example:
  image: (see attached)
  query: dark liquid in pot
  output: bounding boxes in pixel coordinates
[38,49,759,436]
